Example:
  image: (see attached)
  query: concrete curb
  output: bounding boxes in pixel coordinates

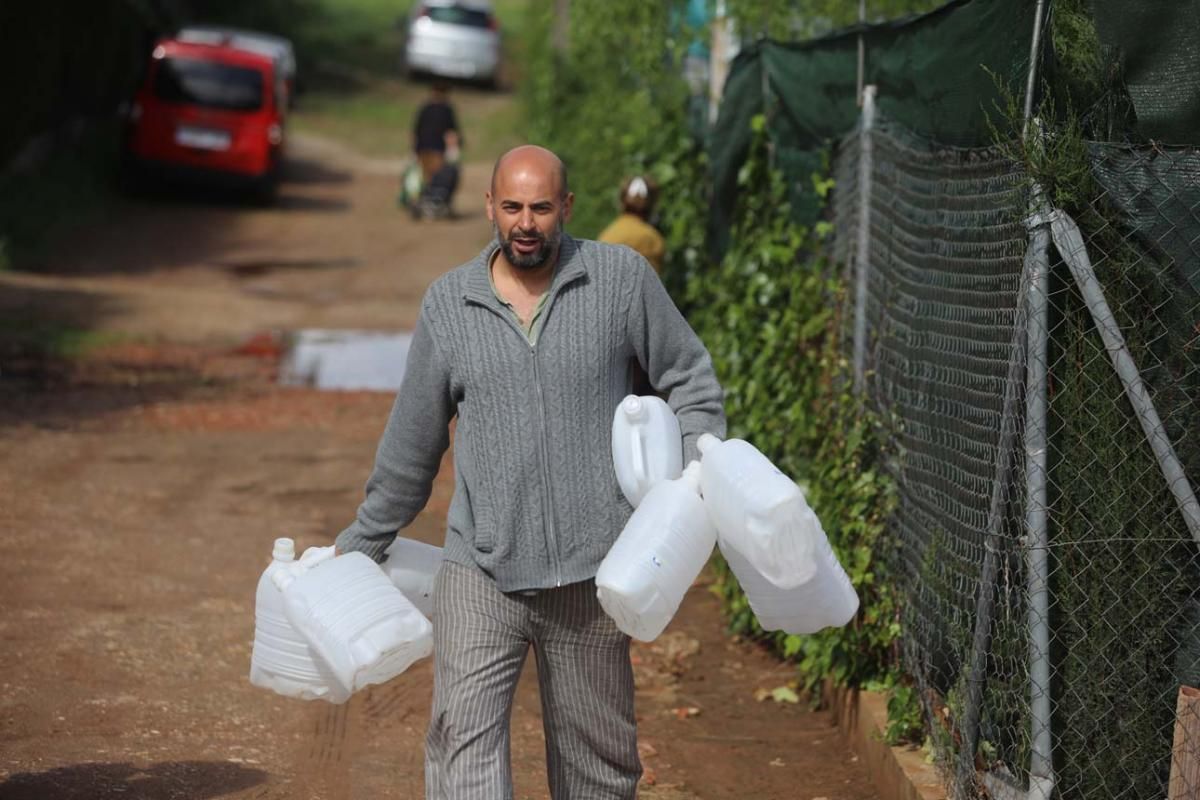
[825,682,947,800]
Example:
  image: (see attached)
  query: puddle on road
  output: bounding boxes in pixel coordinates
[279,330,412,391]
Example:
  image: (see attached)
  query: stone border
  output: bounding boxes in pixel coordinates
[826,682,947,800]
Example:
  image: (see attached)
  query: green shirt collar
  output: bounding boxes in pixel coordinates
[488,248,556,343]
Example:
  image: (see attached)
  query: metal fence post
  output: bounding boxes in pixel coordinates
[1048,211,1200,547]
[958,218,1039,793]
[1023,205,1055,800]
[856,0,866,106]
[1020,0,1048,137]
[1022,9,1053,797]
[851,84,876,394]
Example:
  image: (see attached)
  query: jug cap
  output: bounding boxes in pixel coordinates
[273,537,296,561]
[620,395,645,421]
[696,433,722,455]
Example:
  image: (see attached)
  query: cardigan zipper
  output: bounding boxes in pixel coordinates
[466,297,564,587]
[531,349,563,586]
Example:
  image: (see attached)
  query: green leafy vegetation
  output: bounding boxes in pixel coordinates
[883,683,925,746]
[681,121,899,697]
[523,1,694,237]
[0,123,122,270]
[1,3,163,169]
[1038,128,1197,800]
[985,13,1200,793]
[723,0,943,40]
[520,0,934,725]
[0,315,128,361]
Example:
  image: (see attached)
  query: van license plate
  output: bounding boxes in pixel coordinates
[176,126,231,151]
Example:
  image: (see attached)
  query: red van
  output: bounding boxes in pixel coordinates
[124,37,286,198]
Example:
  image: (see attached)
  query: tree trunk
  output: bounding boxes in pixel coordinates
[552,0,570,54]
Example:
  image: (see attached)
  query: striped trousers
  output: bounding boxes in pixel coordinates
[424,561,641,800]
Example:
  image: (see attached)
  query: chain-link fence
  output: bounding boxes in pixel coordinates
[833,102,1200,799]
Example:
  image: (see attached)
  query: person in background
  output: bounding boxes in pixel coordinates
[597,175,666,273]
[335,145,725,798]
[412,81,461,183]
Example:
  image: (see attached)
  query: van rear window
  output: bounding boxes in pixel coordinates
[154,57,264,111]
[426,6,492,28]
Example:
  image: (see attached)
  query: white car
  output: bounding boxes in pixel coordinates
[403,1,501,87]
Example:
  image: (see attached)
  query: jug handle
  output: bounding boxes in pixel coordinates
[300,545,337,568]
[271,567,297,592]
[632,429,647,484]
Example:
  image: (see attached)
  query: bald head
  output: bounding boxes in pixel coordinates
[486,145,574,273]
[491,145,569,200]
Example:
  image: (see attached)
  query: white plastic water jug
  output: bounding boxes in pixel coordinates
[696,433,818,589]
[718,528,859,634]
[383,536,444,619]
[595,461,717,642]
[249,538,345,703]
[273,548,433,695]
[611,394,683,508]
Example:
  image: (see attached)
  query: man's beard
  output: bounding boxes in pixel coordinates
[494,220,561,270]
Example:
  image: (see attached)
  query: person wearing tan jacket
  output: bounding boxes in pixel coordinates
[597,175,666,272]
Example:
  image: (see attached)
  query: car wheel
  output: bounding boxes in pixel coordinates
[485,62,507,92]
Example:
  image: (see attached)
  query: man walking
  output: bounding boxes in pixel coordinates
[335,145,726,799]
[412,81,461,183]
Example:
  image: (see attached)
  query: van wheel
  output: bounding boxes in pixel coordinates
[252,174,279,206]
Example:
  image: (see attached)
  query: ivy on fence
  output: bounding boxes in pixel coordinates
[677,118,900,697]
[524,0,908,722]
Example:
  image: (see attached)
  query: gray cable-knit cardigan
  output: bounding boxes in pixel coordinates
[335,235,726,592]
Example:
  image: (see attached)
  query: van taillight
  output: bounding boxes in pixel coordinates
[487,15,498,30]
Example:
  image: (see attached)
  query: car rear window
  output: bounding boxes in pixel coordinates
[426,6,492,28]
[153,57,264,111]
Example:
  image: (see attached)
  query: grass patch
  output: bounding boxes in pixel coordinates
[0,316,128,361]
[292,83,419,157]
[0,123,121,270]
[190,0,532,90]
[293,80,527,163]
[245,0,531,164]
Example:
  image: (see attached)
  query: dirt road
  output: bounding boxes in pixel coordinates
[0,134,878,800]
